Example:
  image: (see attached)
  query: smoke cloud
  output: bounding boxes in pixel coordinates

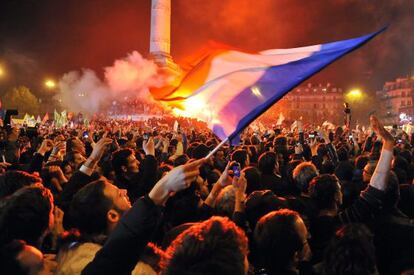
[56,51,163,116]
[105,51,160,96]
[57,69,109,115]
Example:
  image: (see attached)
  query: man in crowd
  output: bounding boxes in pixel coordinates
[111,137,157,202]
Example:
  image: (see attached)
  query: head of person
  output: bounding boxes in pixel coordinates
[111,148,140,178]
[308,174,342,212]
[61,160,74,180]
[67,137,86,156]
[243,166,262,195]
[285,159,303,186]
[7,126,20,141]
[323,224,376,275]
[245,190,288,232]
[164,183,201,228]
[64,150,86,171]
[0,170,42,199]
[215,186,236,218]
[337,146,349,162]
[317,143,328,160]
[192,144,210,160]
[362,161,377,183]
[0,239,55,275]
[254,209,311,274]
[292,162,319,194]
[355,155,369,171]
[69,179,131,237]
[173,154,189,167]
[334,161,355,182]
[162,216,249,275]
[215,149,225,161]
[273,135,288,154]
[399,149,413,165]
[392,156,409,184]
[258,151,278,175]
[382,171,400,211]
[231,149,250,169]
[0,185,54,247]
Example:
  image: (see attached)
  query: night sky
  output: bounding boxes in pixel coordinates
[0,0,413,95]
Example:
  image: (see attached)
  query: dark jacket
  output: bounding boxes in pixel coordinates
[310,186,385,264]
[82,195,162,275]
[261,174,285,196]
[113,155,158,202]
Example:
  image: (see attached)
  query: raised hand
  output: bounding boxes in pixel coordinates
[370,115,394,150]
[217,161,235,187]
[48,165,67,184]
[49,141,66,161]
[309,138,319,156]
[233,173,247,212]
[38,139,54,155]
[89,137,113,162]
[143,137,155,156]
[294,143,304,155]
[149,158,205,205]
[233,173,247,198]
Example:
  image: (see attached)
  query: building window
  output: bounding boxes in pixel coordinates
[401,100,406,107]
[408,100,412,106]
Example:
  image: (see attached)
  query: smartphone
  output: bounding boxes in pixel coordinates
[143,133,149,140]
[309,134,315,139]
[349,134,353,139]
[232,162,241,178]
[83,131,89,138]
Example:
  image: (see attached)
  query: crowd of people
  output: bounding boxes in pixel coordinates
[0,113,413,275]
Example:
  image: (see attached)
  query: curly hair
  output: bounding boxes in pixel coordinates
[162,216,248,275]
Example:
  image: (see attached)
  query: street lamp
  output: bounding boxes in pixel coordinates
[346,88,364,104]
[347,89,362,99]
[44,79,56,89]
[0,65,5,78]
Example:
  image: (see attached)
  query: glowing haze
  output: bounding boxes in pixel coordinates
[55,51,164,115]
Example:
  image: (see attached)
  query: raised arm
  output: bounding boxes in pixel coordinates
[368,115,394,191]
[82,158,205,275]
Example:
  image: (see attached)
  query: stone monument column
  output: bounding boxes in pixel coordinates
[150,0,181,74]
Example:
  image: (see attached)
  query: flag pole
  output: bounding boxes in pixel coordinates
[205,137,229,159]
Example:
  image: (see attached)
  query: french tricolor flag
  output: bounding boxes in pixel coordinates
[158,28,385,144]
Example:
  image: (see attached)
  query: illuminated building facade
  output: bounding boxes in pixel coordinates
[376,76,414,125]
[275,83,344,124]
